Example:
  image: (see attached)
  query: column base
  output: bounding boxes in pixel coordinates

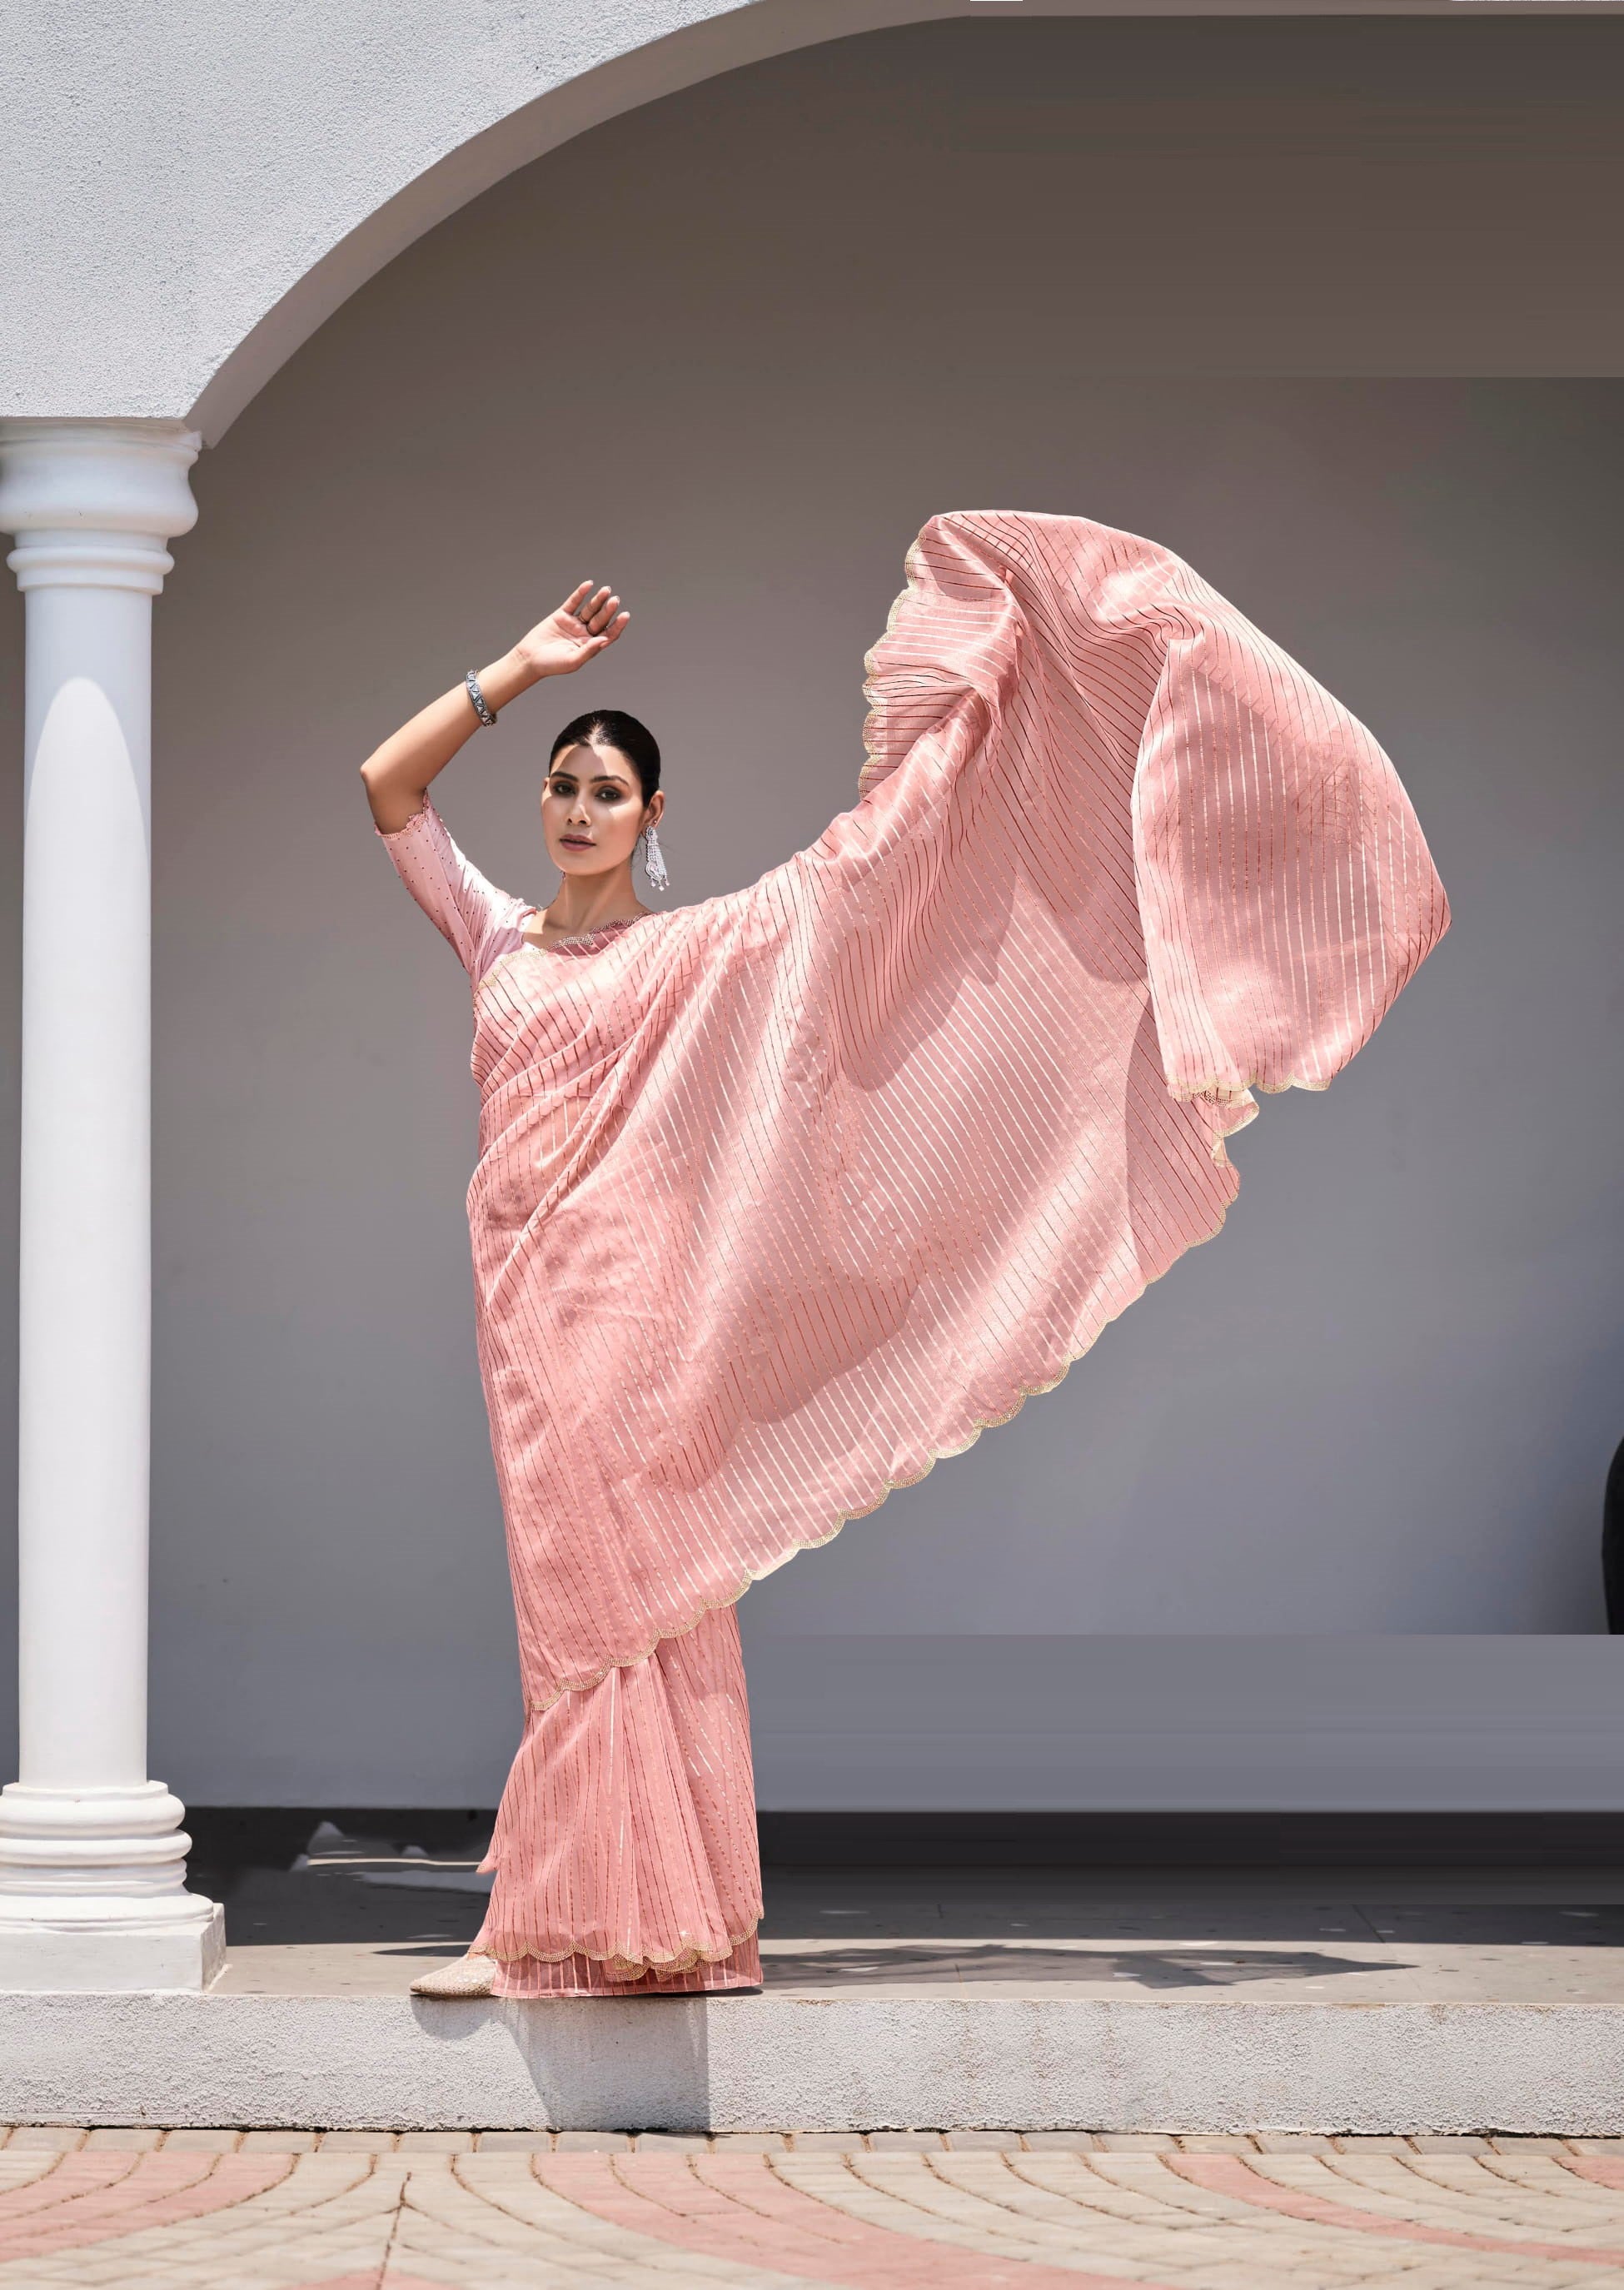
[0,1780,225,1989]
[0,1894,225,1992]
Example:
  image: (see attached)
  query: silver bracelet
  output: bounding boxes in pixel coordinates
[464,669,497,728]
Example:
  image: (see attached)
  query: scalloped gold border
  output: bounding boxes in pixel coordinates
[520,1135,1249,1719]
[467,1924,760,1979]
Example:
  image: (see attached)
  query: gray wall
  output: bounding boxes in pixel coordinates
[3,17,1622,1805]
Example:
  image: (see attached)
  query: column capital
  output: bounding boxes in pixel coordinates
[0,419,202,595]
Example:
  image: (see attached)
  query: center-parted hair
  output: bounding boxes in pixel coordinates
[549,710,660,806]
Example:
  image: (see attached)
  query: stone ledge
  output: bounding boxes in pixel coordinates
[3,1991,1624,2135]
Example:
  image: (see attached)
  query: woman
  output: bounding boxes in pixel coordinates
[361,510,1451,2000]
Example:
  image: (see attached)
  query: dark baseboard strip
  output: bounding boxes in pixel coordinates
[757,1810,1624,1868]
[183,1806,1624,1875]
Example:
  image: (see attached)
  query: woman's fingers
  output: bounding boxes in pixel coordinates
[556,582,626,637]
[547,584,629,661]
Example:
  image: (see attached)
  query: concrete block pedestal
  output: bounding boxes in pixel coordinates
[2,1979,1623,2135]
[0,1899,225,1994]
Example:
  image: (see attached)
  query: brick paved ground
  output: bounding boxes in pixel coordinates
[4,2130,1624,2285]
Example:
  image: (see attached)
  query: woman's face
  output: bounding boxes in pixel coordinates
[541,740,662,879]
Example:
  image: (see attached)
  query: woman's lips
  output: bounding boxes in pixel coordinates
[561,837,595,849]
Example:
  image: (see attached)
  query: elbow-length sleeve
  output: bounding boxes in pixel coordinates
[375,794,528,983]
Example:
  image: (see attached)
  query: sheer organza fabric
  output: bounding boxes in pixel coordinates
[470,1605,761,1994]
[377,509,1450,1984]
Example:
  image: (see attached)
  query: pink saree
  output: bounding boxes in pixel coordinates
[377,510,1450,1994]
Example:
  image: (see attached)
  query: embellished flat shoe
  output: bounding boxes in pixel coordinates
[410,1953,497,1998]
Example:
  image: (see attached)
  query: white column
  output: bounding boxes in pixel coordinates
[0,420,223,1990]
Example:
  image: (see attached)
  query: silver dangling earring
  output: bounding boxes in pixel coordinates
[640,820,670,895]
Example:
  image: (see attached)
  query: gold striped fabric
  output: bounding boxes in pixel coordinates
[378,509,1449,1982]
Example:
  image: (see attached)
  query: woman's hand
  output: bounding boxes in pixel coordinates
[358,583,630,834]
[514,583,630,680]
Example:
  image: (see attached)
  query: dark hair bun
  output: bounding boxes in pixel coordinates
[549,710,660,804]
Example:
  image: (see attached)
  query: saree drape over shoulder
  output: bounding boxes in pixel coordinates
[378,510,1450,1984]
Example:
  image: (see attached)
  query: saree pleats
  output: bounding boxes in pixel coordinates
[470,1603,761,1986]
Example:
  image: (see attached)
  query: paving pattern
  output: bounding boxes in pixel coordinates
[5,2130,1624,2287]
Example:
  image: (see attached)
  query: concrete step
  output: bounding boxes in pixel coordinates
[5,1928,1624,2134]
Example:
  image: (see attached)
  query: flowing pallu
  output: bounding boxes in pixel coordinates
[378,509,1451,1986]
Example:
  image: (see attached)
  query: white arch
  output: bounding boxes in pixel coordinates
[4,0,1400,441]
[2,0,943,440]
[198,0,974,441]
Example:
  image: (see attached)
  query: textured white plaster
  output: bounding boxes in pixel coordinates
[0,0,948,434]
[1,1993,1622,2132]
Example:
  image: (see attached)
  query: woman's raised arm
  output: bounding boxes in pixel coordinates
[358,582,630,832]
